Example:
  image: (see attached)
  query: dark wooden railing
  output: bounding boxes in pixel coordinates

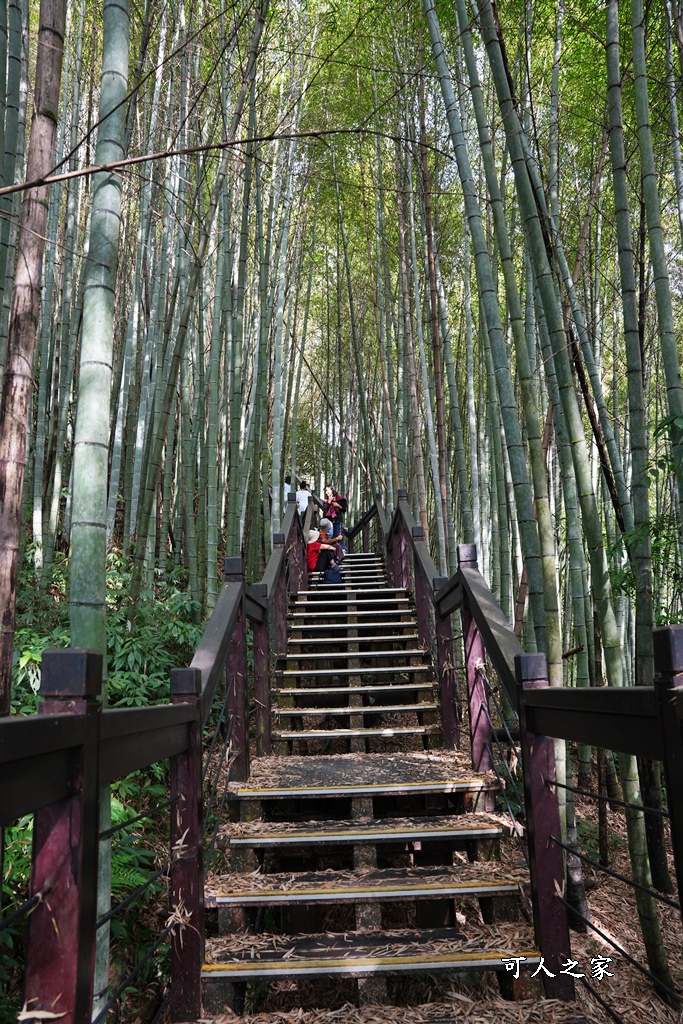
[4,486,683,1019]
[377,490,683,1001]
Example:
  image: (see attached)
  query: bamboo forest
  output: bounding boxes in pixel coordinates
[5,0,683,1022]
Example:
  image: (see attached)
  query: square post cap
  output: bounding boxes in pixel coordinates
[457,544,478,567]
[515,652,549,688]
[40,649,103,699]
[653,625,683,677]
[224,556,244,580]
[171,666,202,697]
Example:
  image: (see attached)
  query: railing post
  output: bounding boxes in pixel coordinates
[386,543,395,588]
[374,497,389,585]
[375,493,386,560]
[286,493,306,593]
[516,652,574,999]
[457,544,491,774]
[252,582,272,756]
[224,557,249,782]
[170,666,204,1021]
[435,579,459,749]
[397,490,411,590]
[411,525,432,652]
[362,520,370,552]
[24,649,102,1024]
[272,532,287,656]
[653,625,683,923]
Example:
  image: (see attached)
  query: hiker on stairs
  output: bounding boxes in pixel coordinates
[306,528,338,574]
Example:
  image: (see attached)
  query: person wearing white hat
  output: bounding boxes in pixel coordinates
[306,528,337,573]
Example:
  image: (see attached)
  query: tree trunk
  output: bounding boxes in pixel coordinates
[0,0,67,715]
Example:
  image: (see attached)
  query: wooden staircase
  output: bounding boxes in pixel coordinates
[203,552,540,1013]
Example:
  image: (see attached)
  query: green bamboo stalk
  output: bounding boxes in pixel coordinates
[477,0,675,988]
[631,0,683,528]
[424,0,546,652]
[130,1,269,609]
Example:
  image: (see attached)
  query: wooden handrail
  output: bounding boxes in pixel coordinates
[346,503,377,540]
[375,495,389,542]
[457,564,521,715]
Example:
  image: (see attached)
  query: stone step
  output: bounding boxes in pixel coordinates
[273,703,440,717]
[309,583,388,591]
[292,596,411,608]
[272,724,441,741]
[288,609,416,620]
[293,588,408,600]
[227,751,497,800]
[208,863,523,909]
[272,682,435,697]
[222,812,508,849]
[203,926,539,981]
[281,648,427,660]
[276,664,432,678]
[288,621,417,633]
[287,634,421,647]
[195,1000,590,1024]
[207,863,524,907]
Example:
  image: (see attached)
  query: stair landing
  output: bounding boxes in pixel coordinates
[228,750,497,799]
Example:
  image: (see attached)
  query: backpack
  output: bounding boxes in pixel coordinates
[323,565,343,584]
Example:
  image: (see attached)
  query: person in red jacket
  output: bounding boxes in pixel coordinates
[306,529,337,573]
[323,485,347,538]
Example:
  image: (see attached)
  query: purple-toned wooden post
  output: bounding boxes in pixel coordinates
[397,491,412,590]
[653,625,683,924]
[516,652,574,999]
[286,493,306,593]
[385,535,395,588]
[170,666,204,1021]
[252,582,271,756]
[225,557,249,782]
[273,532,287,656]
[435,578,459,749]
[411,525,432,652]
[375,496,391,585]
[24,649,102,1024]
[457,544,491,774]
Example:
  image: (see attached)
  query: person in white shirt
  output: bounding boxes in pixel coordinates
[295,480,311,515]
[284,475,292,501]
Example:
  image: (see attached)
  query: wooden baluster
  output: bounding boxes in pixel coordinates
[653,625,683,924]
[252,582,271,756]
[434,578,459,749]
[170,666,204,1021]
[397,491,412,591]
[374,495,386,559]
[411,525,432,652]
[225,557,249,782]
[272,532,287,656]
[24,650,102,1024]
[457,544,492,775]
[516,652,574,998]
[286,493,305,593]
[362,520,369,552]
